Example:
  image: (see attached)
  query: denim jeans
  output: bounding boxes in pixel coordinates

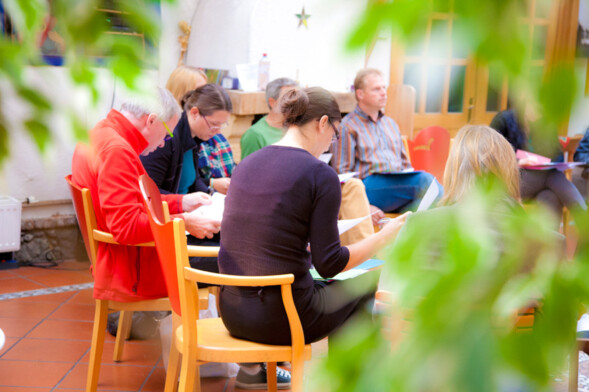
[362,171,443,213]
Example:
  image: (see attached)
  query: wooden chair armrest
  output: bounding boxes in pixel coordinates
[184,267,294,287]
[187,245,220,257]
[92,230,154,247]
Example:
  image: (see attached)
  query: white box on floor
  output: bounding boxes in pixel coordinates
[0,196,22,252]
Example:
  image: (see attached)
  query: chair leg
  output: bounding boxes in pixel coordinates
[113,310,133,362]
[290,357,305,392]
[267,362,277,392]
[87,300,109,392]
[569,342,579,392]
[178,349,199,392]
[165,316,182,392]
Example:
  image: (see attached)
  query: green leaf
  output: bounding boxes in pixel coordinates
[17,86,52,112]
[24,118,51,153]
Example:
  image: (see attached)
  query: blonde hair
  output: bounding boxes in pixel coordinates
[440,124,520,205]
[165,65,208,105]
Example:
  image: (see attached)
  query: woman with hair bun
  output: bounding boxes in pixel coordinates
[218,87,409,348]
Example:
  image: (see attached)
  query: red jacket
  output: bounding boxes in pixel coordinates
[72,109,184,302]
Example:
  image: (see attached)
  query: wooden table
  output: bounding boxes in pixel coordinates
[223,90,357,163]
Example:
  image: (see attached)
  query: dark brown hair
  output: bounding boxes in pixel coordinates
[279,87,341,128]
[180,83,232,115]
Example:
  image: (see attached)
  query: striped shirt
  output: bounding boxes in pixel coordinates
[331,106,411,179]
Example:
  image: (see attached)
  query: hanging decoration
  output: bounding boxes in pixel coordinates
[296,7,310,29]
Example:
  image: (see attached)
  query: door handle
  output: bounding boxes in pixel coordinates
[467,98,474,123]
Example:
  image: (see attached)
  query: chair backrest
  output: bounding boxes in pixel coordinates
[385,84,416,137]
[140,174,305,354]
[407,126,451,183]
[139,174,183,315]
[65,174,99,269]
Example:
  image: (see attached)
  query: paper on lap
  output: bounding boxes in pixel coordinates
[515,149,551,164]
[338,172,359,183]
[416,179,439,212]
[194,192,226,222]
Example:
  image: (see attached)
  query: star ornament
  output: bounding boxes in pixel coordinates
[296,7,311,29]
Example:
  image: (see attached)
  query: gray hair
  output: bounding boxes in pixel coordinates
[265,78,298,108]
[120,87,181,122]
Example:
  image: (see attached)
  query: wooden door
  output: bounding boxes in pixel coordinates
[387,0,563,136]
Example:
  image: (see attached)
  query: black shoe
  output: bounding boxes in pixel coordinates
[235,364,291,390]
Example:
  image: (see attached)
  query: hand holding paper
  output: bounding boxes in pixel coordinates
[194,192,226,222]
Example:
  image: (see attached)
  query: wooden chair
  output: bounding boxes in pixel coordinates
[65,175,209,392]
[560,134,584,239]
[406,126,451,183]
[375,290,539,347]
[139,174,312,392]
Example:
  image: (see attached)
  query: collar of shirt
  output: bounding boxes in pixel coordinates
[353,105,385,123]
[106,109,148,155]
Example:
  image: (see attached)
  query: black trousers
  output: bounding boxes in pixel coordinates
[219,270,379,346]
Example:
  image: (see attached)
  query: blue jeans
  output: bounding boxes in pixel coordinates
[362,171,443,213]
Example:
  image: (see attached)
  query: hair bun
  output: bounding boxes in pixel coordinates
[279,88,309,126]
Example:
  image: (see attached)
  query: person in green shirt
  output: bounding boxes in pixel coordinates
[240,77,298,160]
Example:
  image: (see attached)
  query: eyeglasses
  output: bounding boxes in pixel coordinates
[162,121,174,141]
[202,116,229,132]
[328,119,339,140]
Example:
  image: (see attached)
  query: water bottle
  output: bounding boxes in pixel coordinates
[258,53,270,91]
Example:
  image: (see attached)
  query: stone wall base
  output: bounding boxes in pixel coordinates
[14,214,88,265]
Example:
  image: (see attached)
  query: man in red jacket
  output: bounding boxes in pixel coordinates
[71,87,221,302]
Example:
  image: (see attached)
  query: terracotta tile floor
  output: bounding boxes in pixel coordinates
[0,260,327,391]
[2,259,587,391]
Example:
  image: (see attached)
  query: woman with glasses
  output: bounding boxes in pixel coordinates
[141,83,232,196]
[218,87,409,348]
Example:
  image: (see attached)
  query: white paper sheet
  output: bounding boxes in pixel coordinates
[318,153,332,164]
[235,63,259,92]
[338,214,371,235]
[416,180,439,212]
[194,192,226,221]
[338,172,359,183]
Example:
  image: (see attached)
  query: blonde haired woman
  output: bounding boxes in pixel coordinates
[165,65,207,104]
[440,124,520,205]
[378,124,525,294]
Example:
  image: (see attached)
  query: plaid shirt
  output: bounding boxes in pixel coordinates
[330,106,411,179]
[198,134,235,182]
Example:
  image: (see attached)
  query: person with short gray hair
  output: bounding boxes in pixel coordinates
[71,86,220,303]
[240,77,298,160]
[120,87,181,128]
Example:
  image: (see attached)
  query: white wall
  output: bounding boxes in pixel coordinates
[1,0,392,218]
[170,0,391,91]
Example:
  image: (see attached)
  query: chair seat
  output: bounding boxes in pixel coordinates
[175,318,313,363]
[108,289,210,311]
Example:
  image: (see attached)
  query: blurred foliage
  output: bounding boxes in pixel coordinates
[0,0,172,164]
[312,182,589,391]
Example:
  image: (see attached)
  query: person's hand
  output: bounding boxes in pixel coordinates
[182,211,221,239]
[369,205,385,226]
[212,178,231,195]
[518,157,536,166]
[182,192,212,212]
[379,211,411,240]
